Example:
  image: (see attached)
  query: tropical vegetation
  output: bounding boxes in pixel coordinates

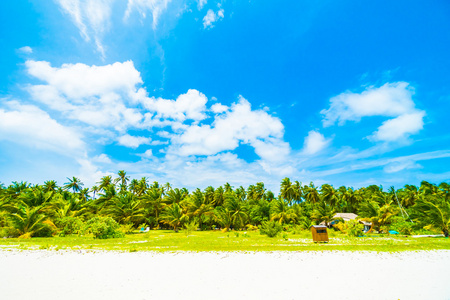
[0,172,449,242]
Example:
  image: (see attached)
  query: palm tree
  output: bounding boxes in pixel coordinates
[142,187,164,228]
[115,170,130,192]
[204,186,215,205]
[438,182,450,201]
[411,195,449,237]
[223,192,248,230]
[270,197,298,224]
[43,180,57,193]
[63,177,84,193]
[102,192,144,226]
[98,175,113,191]
[90,185,100,200]
[214,206,233,231]
[164,188,188,205]
[304,182,320,208]
[280,178,295,204]
[160,203,187,232]
[311,201,336,227]
[214,186,225,207]
[187,188,213,230]
[320,184,339,208]
[8,205,53,237]
[6,181,30,199]
[358,200,397,232]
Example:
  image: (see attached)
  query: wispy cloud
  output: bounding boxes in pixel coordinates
[197,0,207,10]
[18,46,33,54]
[0,100,85,155]
[123,0,172,29]
[321,82,426,143]
[55,0,113,58]
[203,8,224,29]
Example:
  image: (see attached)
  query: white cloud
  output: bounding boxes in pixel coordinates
[124,0,172,29]
[203,8,224,28]
[172,96,288,161]
[383,160,422,173]
[217,8,224,18]
[0,101,84,155]
[118,134,151,148]
[18,46,33,54]
[26,60,144,131]
[303,130,330,155]
[56,0,113,57]
[197,0,207,10]
[211,103,228,114]
[141,89,208,122]
[140,149,153,158]
[321,82,426,142]
[322,82,416,126]
[26,60,142,99]
[370,111,425,142]
[93,153,113,164]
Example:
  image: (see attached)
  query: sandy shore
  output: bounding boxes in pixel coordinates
[1,250,449,300]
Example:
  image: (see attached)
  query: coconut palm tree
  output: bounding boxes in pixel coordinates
[115,170,130,192]
[270,197,298,224]
[214,186,225,207]
[358,200,397,232]
[64,177,84,193]
[311,201,336,227]
[223,192,247,230]
[320,184,339,208]
[304,183,320,208]
[98,175,113,192]
[142,187,164,228]
[214,206,233,231]
[43,180,57,193]
[90,185,100,200]
[402,184,419,207]
[160,203,187,232]
[187,188,213,230]
[8,205,53,238]
[280,178,295,204]
[164,188,188,205]
[411,195,450,237]
[102,192,144,226]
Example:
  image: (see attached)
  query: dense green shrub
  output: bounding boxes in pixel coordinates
[83,217,124,239]
[334,220,364,237]
[390,217,414,235]
[58,216,84,236]
[346,220,364,237]
[0,227,20,238]
[260,220,282,237]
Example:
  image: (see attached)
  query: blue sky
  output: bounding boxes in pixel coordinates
[1,0,450,192]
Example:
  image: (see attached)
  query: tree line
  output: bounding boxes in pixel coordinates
[0,171,449,238]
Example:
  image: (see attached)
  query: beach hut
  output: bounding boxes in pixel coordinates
[311,225,329,243]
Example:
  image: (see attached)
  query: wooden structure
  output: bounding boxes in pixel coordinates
[311,225,329,243]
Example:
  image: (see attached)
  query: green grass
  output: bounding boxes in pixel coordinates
[0,230,449,252]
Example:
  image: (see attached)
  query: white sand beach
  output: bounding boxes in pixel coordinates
[1,250,449,300]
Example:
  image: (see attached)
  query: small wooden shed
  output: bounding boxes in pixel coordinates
[311,225,329,243]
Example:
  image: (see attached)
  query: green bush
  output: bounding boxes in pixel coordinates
[83,217,124,239]
[0,227,20,238]
[58,216,84,236]
[390,217,414,235]
[32,220,56,237]
[346,220,364,237]
[260,220,282,238]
